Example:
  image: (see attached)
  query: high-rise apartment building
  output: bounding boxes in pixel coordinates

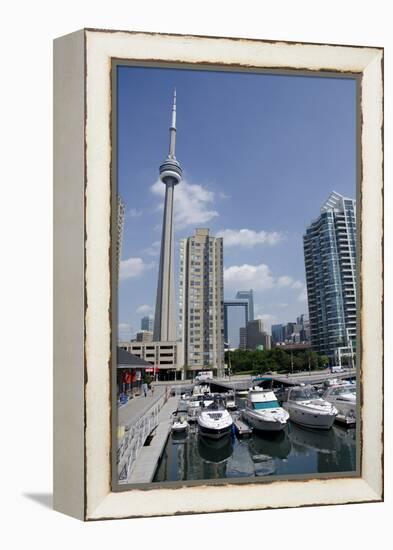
[179,228,224,375]
[303,191,357,361]
[235,290,254,321]
[141,316,153,332]
[116,196,125,275]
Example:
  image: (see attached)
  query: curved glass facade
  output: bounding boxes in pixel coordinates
[303,192,357,360]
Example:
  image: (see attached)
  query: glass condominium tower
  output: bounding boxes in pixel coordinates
[303,191,357,362]
[235,289,254,321]
[179,228,224,375]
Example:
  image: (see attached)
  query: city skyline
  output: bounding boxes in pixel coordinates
[117,66,357,341]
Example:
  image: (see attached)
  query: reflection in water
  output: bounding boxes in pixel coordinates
[171,430,188,445]
[249,430,292,460]
[289,423,338,454]
[198,435,233,463]
[154,416,356,482]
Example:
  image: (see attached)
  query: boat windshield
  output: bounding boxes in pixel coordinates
[205,398,225,410]
[290,387,319,401]
[253,400,280,410]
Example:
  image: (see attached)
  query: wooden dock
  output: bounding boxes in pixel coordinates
[127,396,179,484]
[231,413,253,436]
[335,414,356,427]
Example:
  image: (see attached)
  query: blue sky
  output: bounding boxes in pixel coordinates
[117,65,357,340]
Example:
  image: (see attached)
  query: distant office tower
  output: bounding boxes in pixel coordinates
[153,91,182,342]
[223,299,249,348]
[135,331,153,343]
[303,191,357,361]
[141,316,153,332]
[116,196,125,275]
[297,313,311,342]
[284,321,302,343]
[235,290,254,321]
[239,327,247,349]
[271,324,285,345]
[179,228,224,374]
[246,319,271,351]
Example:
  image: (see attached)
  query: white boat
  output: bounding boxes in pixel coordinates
[283,385,338,430]
[242,387,289,432]
[171,413,189,433]
[225,391,237,410]
[193,384,210,396]
[187,398,202,422]
[197,396,233,439]
[322,382,356,425]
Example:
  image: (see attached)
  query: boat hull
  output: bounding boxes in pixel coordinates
[284,405,336,430]
[243,410,287,432]
[325,397,356,424]
[171,424,188,433]
[198,423,232,439]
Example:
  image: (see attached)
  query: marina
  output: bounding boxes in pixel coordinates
[117,373,357,485]
[154,416,356,482]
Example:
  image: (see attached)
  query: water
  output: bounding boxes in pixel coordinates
[153,401,356,482]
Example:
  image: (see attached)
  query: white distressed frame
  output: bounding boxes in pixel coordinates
[54,29,383,521]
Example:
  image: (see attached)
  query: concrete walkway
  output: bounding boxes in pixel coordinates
[128,396,179,483]
[118,386,166,427]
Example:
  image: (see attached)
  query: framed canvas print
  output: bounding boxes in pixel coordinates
[53,29,383,520]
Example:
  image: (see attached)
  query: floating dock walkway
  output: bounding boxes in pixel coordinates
[231,413,253,437]
[128,396,179,484]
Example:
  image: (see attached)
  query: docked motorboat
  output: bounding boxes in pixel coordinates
[242,387,289,432]
[322,382,356,426]
[197,396,233,439]
[193,384,210,396]
[283,385,338,430]
[187,398,202,422]
[171,413,189,433]
[225,391,237,410]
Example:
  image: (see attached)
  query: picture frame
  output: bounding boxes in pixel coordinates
[53,28,383,520]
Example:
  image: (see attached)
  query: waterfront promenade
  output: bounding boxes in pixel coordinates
[118,385,166,426]
[117,386,175,484]
[128,395,179,484]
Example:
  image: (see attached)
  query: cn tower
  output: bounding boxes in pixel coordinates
[153,91,182,341]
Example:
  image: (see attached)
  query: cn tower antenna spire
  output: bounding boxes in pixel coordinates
[154,90,183,342]
[169,88,177,158]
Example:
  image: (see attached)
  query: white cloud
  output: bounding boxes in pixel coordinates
[136,304,153,314]
[291,280,304,290]
[218,191,231,199]
[255,313,277,330]
[224,262,305,293]
[224,263,275,290]
[119,257,153,280]
[277,275,293,287]
[128,208,143,218]
[297,285,308,302]
[143,240,161,257]
[217,228,284,247]
[151,179,219,229]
